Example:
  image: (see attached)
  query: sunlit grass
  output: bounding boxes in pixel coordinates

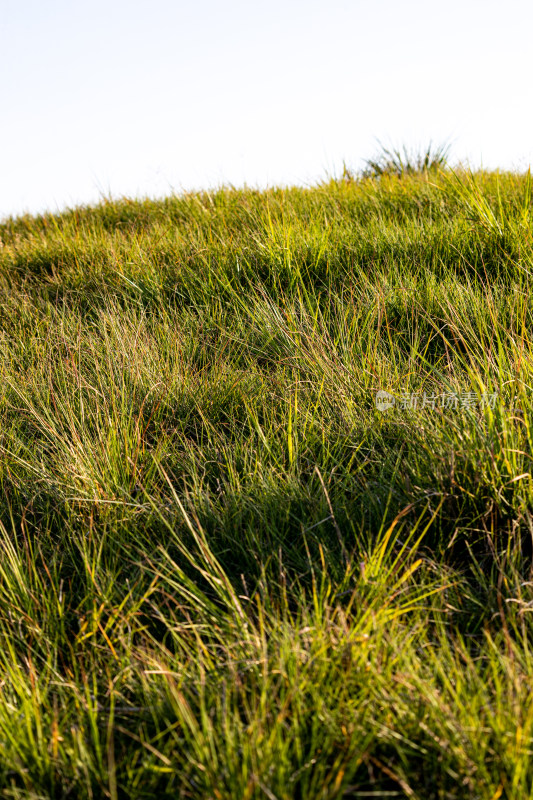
[0,164,532,797]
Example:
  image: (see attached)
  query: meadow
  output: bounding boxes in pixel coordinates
[0,158,532,798]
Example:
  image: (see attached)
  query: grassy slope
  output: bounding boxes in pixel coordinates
[0,169,532,798]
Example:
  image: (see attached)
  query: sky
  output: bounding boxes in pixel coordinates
[1,0,532,219]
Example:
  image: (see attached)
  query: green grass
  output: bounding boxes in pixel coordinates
[0,164,533,798]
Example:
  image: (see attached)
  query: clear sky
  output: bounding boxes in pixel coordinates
[1,0,532,219]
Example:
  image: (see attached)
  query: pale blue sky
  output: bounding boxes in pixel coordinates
[1,0,532,219]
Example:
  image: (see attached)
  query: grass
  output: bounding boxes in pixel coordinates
[359,141,451,179]
[0,162,533,797]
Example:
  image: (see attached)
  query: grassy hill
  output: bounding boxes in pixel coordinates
[0,166,532,798]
